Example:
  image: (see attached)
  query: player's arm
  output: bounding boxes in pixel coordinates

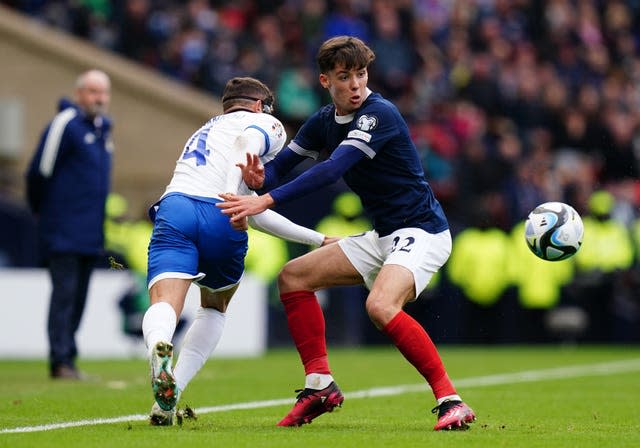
[269,145,365,204]
[218,145,365,221]
[239,111,323,191]
[249,209,336,247]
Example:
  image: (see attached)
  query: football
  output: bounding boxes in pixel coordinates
[524,202,584,261]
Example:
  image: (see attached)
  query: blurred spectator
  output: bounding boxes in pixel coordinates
[446,199,512,342]
[115,0,157,64]
[569,190,635,341]
[508,219,575,342]
[276,66,322,125]
[25,69,113,379]
[322,0,369,42]
[368,0,416,101]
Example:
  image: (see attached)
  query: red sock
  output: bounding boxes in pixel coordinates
[280,291,330,375]
[383,311,456,399]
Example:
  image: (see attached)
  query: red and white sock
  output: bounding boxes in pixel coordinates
[383,310,457,400]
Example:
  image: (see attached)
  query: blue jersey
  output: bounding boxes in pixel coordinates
[269,92,448,237]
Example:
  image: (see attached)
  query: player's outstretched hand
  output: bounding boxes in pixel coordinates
[218,193,275,222]
[237,153,264,190]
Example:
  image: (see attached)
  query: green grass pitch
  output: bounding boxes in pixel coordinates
[1,345,639,447]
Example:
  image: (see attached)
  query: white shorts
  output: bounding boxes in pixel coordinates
[338,228,452,299]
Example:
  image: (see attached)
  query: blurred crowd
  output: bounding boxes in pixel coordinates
[5,0,640,229]
[3,0,640,343]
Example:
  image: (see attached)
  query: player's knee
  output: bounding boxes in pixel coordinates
[278,258,319,292]
[365,296,399,329]
[277,260,302,292]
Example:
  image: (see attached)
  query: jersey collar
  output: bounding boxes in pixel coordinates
[334,88,373,124]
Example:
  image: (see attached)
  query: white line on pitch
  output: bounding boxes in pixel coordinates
[2,358,640,434]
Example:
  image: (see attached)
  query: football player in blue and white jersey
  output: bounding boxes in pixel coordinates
[142,77,335,425]
[218,37,476,430]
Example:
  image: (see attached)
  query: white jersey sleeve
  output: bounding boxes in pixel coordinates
[249,209,325,247]
[162,111,286,199]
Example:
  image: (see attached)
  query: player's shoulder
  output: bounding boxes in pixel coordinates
[255,113,286,143]
[353,93,401,132]
[253,111,283,126]
[307,104,337,123]
[359,92,399,117]
[244,112,283,132]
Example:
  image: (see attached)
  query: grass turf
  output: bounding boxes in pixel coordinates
[1,345,639,447]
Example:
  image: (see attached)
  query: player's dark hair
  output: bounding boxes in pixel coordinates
[221,77,275,114]
[316,36,375,74]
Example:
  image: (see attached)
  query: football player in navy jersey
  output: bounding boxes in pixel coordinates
[218,36,475,430]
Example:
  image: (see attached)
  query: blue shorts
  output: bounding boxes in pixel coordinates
[146,193,248,291]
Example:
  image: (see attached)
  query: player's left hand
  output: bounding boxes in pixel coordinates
[236,153,265,190]
[217,193,275,222]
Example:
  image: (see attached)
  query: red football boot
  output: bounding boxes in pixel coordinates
[277,382,344,427]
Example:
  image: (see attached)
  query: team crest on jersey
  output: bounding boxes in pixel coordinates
[357,114,378,131]
[272,121,284,139]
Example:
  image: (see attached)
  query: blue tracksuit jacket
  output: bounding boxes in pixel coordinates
[26,98,113,256]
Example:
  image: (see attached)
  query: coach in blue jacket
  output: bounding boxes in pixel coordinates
[26,69,113,379]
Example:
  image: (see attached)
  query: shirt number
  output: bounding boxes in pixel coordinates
[182,127,211,166]
[391,236,415,253]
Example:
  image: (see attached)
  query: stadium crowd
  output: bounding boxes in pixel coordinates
[6,0,640,225]
[3,0,640,343]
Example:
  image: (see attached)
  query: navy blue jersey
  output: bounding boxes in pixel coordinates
[26,98,113,256]
[274,92,448,236]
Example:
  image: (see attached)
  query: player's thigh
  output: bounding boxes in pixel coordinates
[337,231,386,290]
[368,264,416,307]
[278,242,363,293]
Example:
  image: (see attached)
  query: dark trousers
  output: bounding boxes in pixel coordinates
[47,253,98,370]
